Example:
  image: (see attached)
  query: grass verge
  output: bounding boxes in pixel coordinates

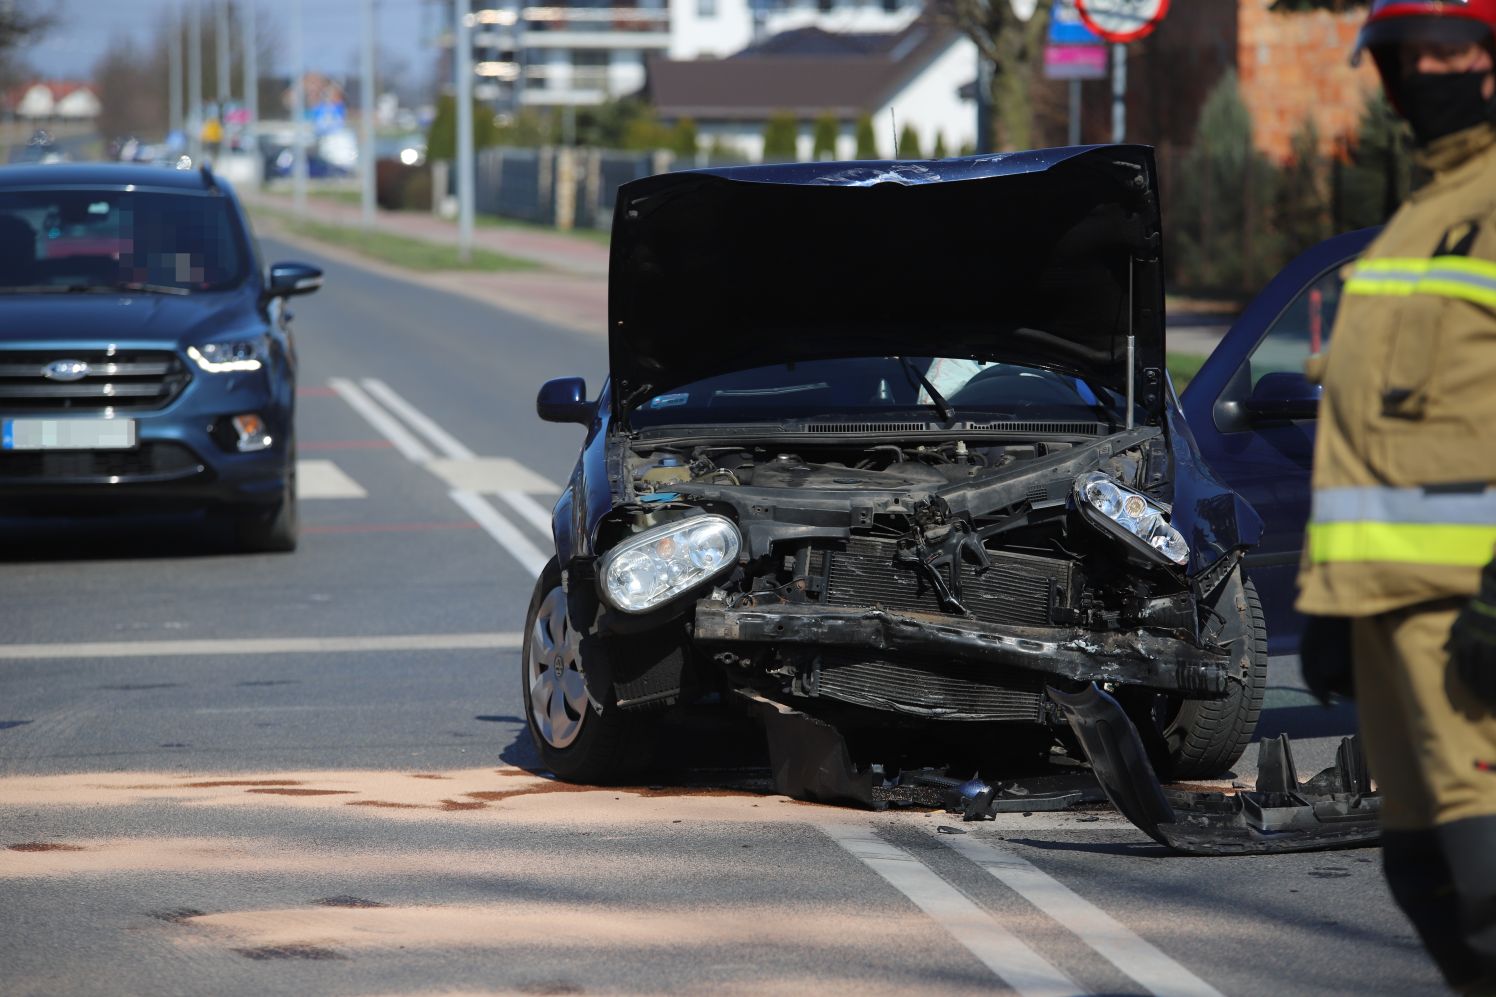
[253,206,539,272]
[1168,353,1209,393]
[300,187,614,247]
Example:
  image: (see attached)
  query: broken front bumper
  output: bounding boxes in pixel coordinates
[694,600,1232,697]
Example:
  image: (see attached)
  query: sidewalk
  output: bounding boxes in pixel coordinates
[239,187,611,335]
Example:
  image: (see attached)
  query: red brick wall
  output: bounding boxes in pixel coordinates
[1236,0,1380,161]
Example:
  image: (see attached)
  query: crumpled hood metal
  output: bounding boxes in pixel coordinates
[608,145,1166,417]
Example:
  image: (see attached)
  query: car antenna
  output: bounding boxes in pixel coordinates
[890,108,900,158]
[199,163,220,192]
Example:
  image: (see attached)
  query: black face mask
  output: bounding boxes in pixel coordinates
[1395,70,1496,145]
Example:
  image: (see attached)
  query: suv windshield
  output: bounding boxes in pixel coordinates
[0,189,248,292]
[628,356,1121,429]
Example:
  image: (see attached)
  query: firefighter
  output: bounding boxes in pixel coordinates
[1297,0,1496,989]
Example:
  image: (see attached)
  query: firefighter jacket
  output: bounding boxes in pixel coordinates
[1297,122,1496,618]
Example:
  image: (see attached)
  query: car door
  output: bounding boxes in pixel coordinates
[1180,227,1379,655]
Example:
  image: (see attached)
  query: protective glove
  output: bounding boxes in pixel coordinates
[1448,559,1496,709]
[1300,615,1354,706]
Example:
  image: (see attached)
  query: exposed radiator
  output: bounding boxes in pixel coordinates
[810,536,1072,627]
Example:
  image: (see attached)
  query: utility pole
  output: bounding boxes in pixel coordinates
[291,0,308,215]
[1111,42,1126,143]
[216,0,231,109]
[454,0,474,262]
[169,8,184,143]
[361,0,377,229]
[244,1,258,150]
[188,0,203,164]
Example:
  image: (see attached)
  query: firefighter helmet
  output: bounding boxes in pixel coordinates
[1353,0,1496,67]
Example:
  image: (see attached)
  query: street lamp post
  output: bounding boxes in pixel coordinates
[188,0,203,164]
[291,0,308,215]
[362,0,377,229]
[454,0,474,263]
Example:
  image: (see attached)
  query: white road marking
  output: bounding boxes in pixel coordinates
[494,490,554,535]
[427,457,559,494]
[328,376,555,573]
[449,489,549,578]
[296,459,367,499]
[0,632,522,661]
[327,377,434,463]
[362,378,475,459]
[936,831,1223,997]
[821,824,1085,997]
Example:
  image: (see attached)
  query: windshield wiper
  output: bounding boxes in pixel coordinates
[0,282,189,296]
[898,356,954,422]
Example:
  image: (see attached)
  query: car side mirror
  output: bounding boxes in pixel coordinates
[1244,371,1320,423]
[266,261,324,298]
[537,376,592,425]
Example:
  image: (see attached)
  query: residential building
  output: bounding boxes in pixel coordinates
[648,16,977,161]
[4,82,101,123]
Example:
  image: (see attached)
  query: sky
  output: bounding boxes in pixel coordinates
[27,0,437,87]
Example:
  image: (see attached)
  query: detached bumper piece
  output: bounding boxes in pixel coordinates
[1048,683,1380,855]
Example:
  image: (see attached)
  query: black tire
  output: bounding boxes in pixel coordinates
[231,452,298,553]
[1131,571,1268,780]
[521,559,650,783]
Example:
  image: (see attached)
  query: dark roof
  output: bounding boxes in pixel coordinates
[0,163,218,191]
[648,17,960,120]
[734,26,907,58]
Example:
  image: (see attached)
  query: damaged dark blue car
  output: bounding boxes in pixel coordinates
[528,145,1284,792]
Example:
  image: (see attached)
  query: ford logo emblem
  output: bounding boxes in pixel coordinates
[42,359,89,382]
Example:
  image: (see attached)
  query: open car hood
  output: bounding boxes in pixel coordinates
[608,145,1166,419]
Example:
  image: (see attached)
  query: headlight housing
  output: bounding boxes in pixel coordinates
[188,336,269,373]
[1074,471,1189,566]
[599,514,741,614]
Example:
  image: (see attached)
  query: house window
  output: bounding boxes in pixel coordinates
[698,0,717,16]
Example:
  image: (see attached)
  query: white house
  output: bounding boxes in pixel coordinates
[6,81,100,122]
[648,16,978,161]
[667,0,924,61]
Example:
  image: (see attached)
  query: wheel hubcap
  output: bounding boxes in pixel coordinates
[528,586,589,749]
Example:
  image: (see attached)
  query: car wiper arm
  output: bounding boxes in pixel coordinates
[0,281,191,296]
[898,356,954,422]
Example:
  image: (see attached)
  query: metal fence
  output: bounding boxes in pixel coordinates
[444,147,746,231]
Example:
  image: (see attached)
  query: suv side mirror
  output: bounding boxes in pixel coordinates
[537,377,592,425]
[267,261,324,298]
[1244,371,1320,423]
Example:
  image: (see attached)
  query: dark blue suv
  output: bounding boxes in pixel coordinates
[0,163,321,551]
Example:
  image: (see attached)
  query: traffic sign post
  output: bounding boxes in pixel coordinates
[1074,0,1169,143]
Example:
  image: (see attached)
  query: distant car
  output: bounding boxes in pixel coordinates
[0,163,322,551]
[527,147,1278,790]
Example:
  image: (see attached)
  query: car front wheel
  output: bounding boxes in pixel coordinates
[521,559,648,783]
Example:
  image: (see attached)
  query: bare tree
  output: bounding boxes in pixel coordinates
[933,0,1050,152]
[0,1,54,89]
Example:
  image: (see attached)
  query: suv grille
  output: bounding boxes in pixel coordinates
[0,442,205,483]
[0,350,190,411]
[810,537,1073,627]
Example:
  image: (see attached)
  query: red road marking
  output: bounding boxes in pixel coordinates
[297,386,340,398]
[299,439,395,451]
[302,521,482,535]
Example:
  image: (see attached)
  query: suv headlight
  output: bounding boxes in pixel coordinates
[599,514,741,614]
[1074,471,1189,566]
[187,336,269,373]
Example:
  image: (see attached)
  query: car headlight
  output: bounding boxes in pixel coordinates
[599,514,741,613]
[187,336,269,373]
[1074,471,1189,566]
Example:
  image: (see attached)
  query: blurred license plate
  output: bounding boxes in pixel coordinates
[2,418,137,450]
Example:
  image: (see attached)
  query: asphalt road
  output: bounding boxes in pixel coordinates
[0,235,1440,996]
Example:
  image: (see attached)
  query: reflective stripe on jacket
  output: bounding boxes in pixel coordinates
[1297,124,1496,617]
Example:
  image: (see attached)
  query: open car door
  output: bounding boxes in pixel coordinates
[1180,228,1379,655]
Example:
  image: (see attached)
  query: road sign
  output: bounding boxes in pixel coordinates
[1045,44,1108,80]
[1075,0,1169,44]
[1050,0,1102,45]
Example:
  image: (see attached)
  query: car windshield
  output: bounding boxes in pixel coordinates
[627,356,1122,429]
[0,188,249,292]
